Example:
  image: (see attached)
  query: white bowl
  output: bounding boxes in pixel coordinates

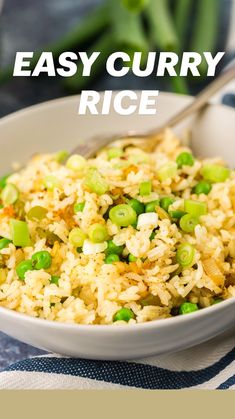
[0,92,235,360]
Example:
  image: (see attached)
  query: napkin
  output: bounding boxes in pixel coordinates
[0,327,234,389]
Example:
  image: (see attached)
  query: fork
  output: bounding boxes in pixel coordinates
[72,64,235,158]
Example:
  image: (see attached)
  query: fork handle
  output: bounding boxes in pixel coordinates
[152,64,235,133]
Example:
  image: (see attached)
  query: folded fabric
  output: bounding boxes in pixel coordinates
[0,327,235,390]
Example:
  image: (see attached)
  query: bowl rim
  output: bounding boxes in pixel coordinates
[0,297,234,333]
[0,93,235,332]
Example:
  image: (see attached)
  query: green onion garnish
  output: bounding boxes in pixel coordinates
[1,184,19,205]
[44,175,60,191]
[27,206,48,221]
[69,228,86,247]
[201,164,230,183]
[109,204,137,227]
[66,154,87,172]
[139,181,152,196]
[184,200,207,217]
[179,214,199,233]
[158,162,177,181]
[107,148,123,160]
[88,223,109,243]
[84,168,109,196]
[176,243,195,267]
[10,219,31,247]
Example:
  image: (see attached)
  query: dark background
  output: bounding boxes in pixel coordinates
[0,0,234,369]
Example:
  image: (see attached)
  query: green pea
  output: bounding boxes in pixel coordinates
[106,240,124,256]
[179,302,199,315]
[105,254,120,264]
[149,231,156,241]
[128,254,137,262]
[16,260,33,280]
[113,307,135,322]
[128,198,145,215]
[0,238,12,250]
[0,174,10,190]
[212,298,223,305]
[169,210,186,219]
[159,197,174,212]
[74,202,85,213]
[50,275,60,285]
[145,200,159,213]
[31,251,52,270]
[193,181,212,195]
[176,152,195,168]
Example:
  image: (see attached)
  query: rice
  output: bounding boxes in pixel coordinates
[0,128,235,325]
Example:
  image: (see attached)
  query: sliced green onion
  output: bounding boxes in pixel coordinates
[66,154,87,172]
[176,152,194,168]
[105,254,120,264]
[176,243,195,267]
[106,240,124,256]
[0,174,10,190]
[109,204,137,227]
[169,210,186,219]
[159,197,174,212]
[179,214,199,233]
[82,239,107,255]
[74,202,85,213]
[193,181,212,195]
[139,181,152,196]
[128,198,145,215]
[43,175,60,191]
[1,184,19,205]
[69,228,86,247]
[201,164,230,183]
[10,219,31,247]
[184,200,207,217]
[145,200,159,213]
[128,154,149,164]
[179,302,199,314]
[0,238,12,250]
[107,148,123,160]
[27,206,48,221]
[113,307,135,322]
[88,223,109,243]
[158,162,177,181]
[84,168,109,195]
[54,150,69,163]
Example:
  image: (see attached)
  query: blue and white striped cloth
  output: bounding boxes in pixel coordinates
[0,328,235,389]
